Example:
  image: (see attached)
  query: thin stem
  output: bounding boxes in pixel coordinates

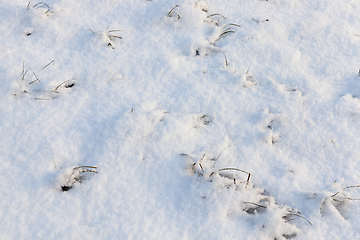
[243,202,267,208]
[54,79,75,91]
[29,72,40,85]
[43,60,55,69]
[180,153,195,163]
[34,98,49,100]
[33,2,50,9]
[286,213,313,226]
[108,30,123,33]
[245,173,251,189]
[219,30,235,38]
[168,5,179,17]
[218,168,251,176]
[207,13,226,19]
[223,23,241,28]
[212,152,221,168]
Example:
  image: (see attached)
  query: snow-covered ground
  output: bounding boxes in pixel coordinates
[1,0,360,239]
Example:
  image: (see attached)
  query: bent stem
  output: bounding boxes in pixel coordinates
[285,213,313,226]
[207,13,226,19]
[54,79,76,92]
[218,167,251,176]
[168,5,180,19]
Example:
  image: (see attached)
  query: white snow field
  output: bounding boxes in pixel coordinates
[1,0,360,239]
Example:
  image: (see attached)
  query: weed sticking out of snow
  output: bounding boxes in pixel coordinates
[52,79,76,93]
[28,1,54,16]
[204,12,241,44]
[194,0,209,13]
[91,28,123,49]
[320,185,360,219]
[167,5,181,20]
[12,61,76,100]
[60,166,97,191]
[181,153,311,239]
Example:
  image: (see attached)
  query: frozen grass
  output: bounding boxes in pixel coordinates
[1,0,360,239]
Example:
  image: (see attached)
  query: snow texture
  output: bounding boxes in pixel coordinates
[1,0,360,239]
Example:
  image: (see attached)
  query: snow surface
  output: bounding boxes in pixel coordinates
[1,0,360,239]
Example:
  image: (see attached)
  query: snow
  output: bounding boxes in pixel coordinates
[1,0,360,239]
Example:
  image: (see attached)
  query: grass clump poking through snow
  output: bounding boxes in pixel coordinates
[14,62,41,97]
[167,5,181,19]
[202,11,240,43]
[13,61,76,100]
[181,153,311,238]
[91,28,123,49]
[181,153,251,187]
[282,207,313,226]
[194,0,209,13]
[213,23,240,42]
[321,185,360,216]
[61,166,98,191]
[252,17,269,23]
[199,114,211,125]
[52,79,76,93]
[28,2,53,15]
